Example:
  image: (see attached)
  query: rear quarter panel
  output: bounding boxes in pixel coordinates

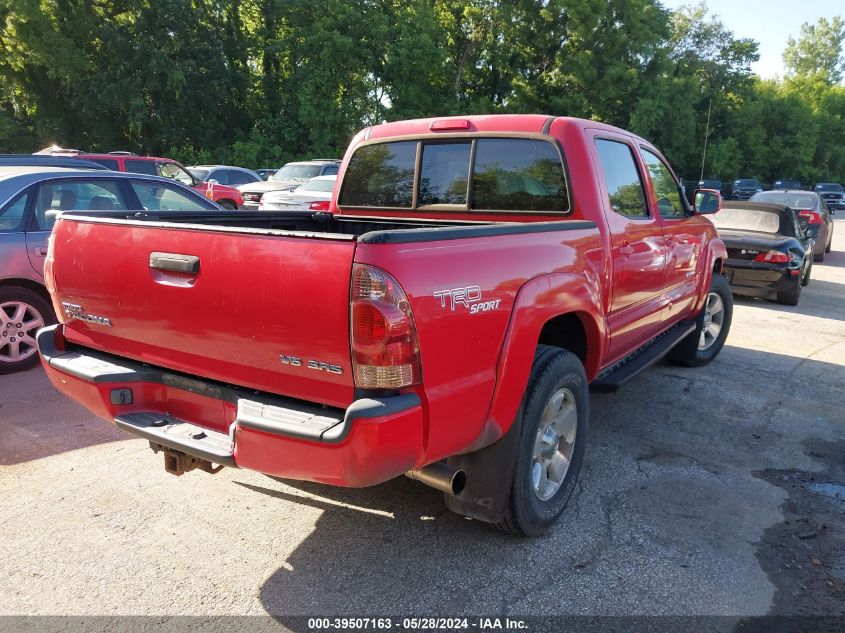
[355,225,603,462]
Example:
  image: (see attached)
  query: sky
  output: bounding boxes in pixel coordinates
[659,0,843,78]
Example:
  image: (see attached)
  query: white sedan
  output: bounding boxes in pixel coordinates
[258,175,337,211]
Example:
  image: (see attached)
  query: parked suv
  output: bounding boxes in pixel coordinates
[814,183,844,212]
[0,163,219,373]
[43,150,244,210]
[732,178,763,200]
[238,159,340,208]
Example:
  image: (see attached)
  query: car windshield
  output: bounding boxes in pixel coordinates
[709,207,781,234]
[816,184,843,192]
[271,165,322,181]
[699,180,721,188]
[736,179,761,187]
[297,179,336,193]
[752,191,816,209]
[189,169,209,181]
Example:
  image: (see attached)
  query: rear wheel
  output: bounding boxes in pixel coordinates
[813,248,825,262]
[667,273,733,367]
[0,287,55,374]
[497,345,588,537]
[802,260,812,287]
[218,200,237,210]
[777,280,802,306]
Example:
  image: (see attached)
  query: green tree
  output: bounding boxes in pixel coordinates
[783,16,845,84]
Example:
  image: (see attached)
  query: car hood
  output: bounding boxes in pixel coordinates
[237,179,303,194]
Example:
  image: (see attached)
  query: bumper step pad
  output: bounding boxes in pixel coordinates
[115,412,234,466]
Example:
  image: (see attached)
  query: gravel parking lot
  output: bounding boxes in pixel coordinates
[1,221,843,628]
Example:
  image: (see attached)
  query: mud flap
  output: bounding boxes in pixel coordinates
[444,410,523,523]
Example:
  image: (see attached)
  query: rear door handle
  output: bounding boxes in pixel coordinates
[149,252,200,274]
[32,246,48,256]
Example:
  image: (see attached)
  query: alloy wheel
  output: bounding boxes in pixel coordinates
[531,387,578,501]
[0,301,45,364]
[698,292,725,351]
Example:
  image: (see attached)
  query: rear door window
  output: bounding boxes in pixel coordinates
[124,160,159,176]
[0,192,30,233]
[33,180,127,230]
[595,139,648,219]
[129,180,217,211]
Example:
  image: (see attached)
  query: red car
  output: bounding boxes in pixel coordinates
[39,115,730,535]
[67,152,243,210]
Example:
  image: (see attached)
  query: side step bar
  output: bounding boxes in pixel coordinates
[591,320,697,393]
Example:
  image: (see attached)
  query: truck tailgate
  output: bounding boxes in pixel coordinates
[47,217,356,408]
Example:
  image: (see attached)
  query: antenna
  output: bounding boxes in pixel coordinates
[699,98,712,182]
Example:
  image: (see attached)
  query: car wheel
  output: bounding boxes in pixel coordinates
[667,273,733,367]
[776,280,802,306]
[497,345,588,537]
[802,260,812,287]
[826,233,832,253]
[0,287,56,374]
[813,248,825,262]
[218,200,237,210]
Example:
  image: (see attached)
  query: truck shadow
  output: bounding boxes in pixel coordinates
[0,366,127,466]
[252,345,844,623]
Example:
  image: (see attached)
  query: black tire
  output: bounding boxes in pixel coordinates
[802,260,812,287]
[777,280,802,306]
[497,345,589,537]
[667,273,733,367]
[219,200,237,210]
[0,286,56,374]
[826,233,832,253]
[813,249,825,263]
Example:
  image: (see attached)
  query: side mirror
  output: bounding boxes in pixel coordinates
[694,188,721,214]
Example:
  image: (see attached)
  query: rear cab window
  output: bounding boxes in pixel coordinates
[125,160,159,176]
[338,137,568,214]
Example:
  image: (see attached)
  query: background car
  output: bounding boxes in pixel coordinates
[773,179,802,190]
[732,178,763,200]
[238,159,340,209]
[814,182,845,212]
[0,162,220,373]
[38,149,244,210]
[258,175,337,211]
[708,202,814,306]
[187,165,262,187]
[750,189,833,261]
[255,168,277,180]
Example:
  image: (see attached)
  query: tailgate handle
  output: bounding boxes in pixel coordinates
[149,252,200,274]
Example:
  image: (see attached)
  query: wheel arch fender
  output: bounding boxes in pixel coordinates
[483,272,606,442]
[695,236,728,312]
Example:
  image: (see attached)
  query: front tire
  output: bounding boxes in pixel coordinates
[218,200,237,210]
[498,345,589,537]
[667,273,733,367]
[0,287,56,374]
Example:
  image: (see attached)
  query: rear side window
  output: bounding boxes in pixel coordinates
[125,160,158,176]
[33,181,127,230]
[322,164,339,176]
[0,192,30,233]
[339,137,568,213]
[339,141,416,208]
[88,159,119,171]
[595,139,647,219]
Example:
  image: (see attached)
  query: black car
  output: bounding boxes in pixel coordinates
[709,202,813,306]
[750,190,834,262]
[814,183,845,212]
[732,178,763,200]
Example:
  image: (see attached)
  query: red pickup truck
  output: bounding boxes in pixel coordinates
[38,115,730,535]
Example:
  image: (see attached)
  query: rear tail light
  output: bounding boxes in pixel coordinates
[798,210,822,225]
[309,200,330,211]
[754,251,790,263]
[350,264,421,390]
